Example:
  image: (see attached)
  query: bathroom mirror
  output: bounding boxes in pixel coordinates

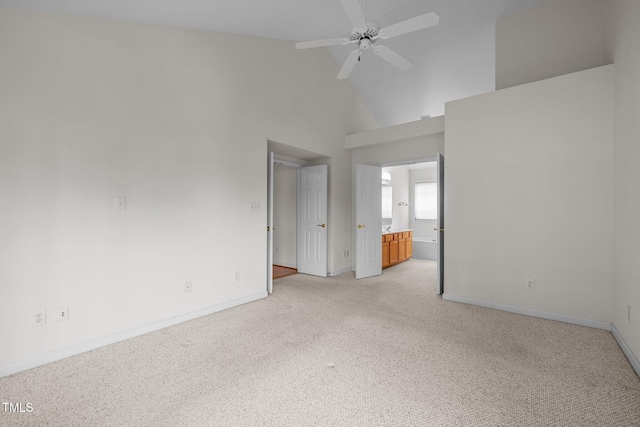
[382,175,392,226]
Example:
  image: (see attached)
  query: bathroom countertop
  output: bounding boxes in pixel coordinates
[382,229,412,235]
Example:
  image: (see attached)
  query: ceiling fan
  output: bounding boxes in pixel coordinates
[295,0,440,80]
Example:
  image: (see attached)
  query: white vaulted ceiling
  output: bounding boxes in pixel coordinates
[0,0,546,127]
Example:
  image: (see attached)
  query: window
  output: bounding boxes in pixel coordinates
[414,181,437,220]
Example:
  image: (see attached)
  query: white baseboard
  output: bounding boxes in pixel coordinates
[442,293,612,331]
[329,267,353,277]
[611,323,640,378]
[0,291,268,378]
[441,294,640,378]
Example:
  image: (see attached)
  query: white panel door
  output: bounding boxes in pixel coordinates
[298,165,328,277]
[436,153,445,294]
[355,164,382,279]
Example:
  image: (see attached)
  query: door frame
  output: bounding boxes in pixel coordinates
[377,155,444,294]
[267,152,274,293]
[268,154,331,291]
[267,154,304,293]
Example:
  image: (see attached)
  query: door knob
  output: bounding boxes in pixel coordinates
[357,224,366,229]
[317,224,326,228]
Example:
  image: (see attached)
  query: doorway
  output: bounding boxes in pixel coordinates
[266,141,330,293]
[373,154,444,294]
[272,161,299,280]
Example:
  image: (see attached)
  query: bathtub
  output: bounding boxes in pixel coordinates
[412,238,438,261]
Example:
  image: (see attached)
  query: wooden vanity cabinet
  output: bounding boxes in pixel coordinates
[382,237,390,268]
[399,235,406,261]
[382,231,412,269]
[390,240,399,264]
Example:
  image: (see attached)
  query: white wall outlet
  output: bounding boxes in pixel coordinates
[234,271,240,282]
[344,250,350,258]
[184,281,192,293]
[114,196,126,211]
[33,310,46,327]
[525,279,536,290]
[57,306,70,322]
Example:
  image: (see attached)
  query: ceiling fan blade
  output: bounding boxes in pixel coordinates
[295,38,351,49]
[373,45,413,71]
[377,12,440,40]
[340,0,367,30]
[337,50,360,80]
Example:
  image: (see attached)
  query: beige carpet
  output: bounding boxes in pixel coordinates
[1,259,639,426]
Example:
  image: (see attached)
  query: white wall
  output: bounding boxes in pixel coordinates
[346,116,444,150]
[606,0,640,367]
[444,65,614,325]
[496,0,606,90]
[382,166,409,231]
[273,164,297,268]
[0,7,377,371]
[351,136,444,166]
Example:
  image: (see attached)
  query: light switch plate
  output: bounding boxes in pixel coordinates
[115,196,126,211]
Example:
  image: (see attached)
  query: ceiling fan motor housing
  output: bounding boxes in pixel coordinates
[351,22,380,47]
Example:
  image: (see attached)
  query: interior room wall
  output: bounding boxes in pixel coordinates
[496,0,606,90]
[0,6,378,373]
[351,135,444,166]
[383,166,409,231]
[444,65,614,326]
[273,164,297,268]
[345,116,444,150]
[606,0,640,368]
